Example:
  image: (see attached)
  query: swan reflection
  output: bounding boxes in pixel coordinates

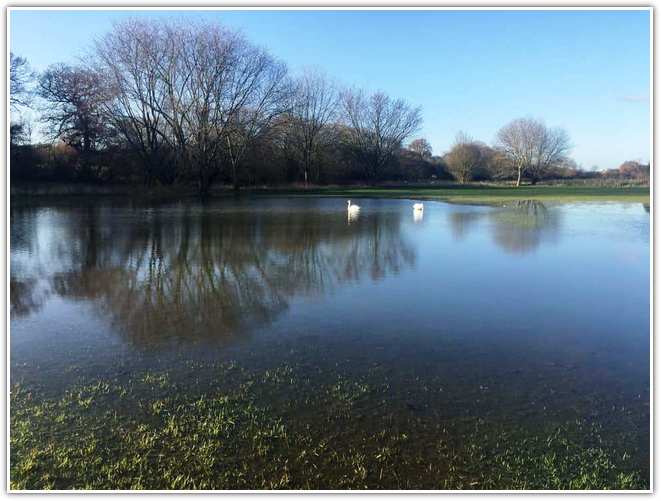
[347,210,360,224]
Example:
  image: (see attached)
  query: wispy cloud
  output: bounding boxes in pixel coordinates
[618,95,649,103]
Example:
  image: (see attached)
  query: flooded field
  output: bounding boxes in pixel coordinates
[10,196,650,490]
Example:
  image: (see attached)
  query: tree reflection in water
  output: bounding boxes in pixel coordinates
[11,201,415,348]
[490,200,560,254]
[448,211,482,240]
[449,200,561,254]
[10,279,49,317]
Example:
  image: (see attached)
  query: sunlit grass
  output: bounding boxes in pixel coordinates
[268,185,649,203]
[10,360,647,490]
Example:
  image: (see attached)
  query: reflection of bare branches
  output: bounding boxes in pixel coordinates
[449,211,482,240]
[491,201,560,255]
[10,279,49,318]
[11,201,416,348]
[10,204,39,257]
[448,201,561,254]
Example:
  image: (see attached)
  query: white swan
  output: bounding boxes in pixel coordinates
[413,202,424,211]
[347,200,360,212]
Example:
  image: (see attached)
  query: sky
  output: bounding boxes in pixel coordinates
[9,8,651,170]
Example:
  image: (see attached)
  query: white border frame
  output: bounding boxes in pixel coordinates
[4,4,654,496]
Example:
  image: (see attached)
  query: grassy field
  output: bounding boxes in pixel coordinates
[267,184,650,204]
[12,182,650,204]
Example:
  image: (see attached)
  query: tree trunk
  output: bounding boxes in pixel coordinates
[232,165,240,191]
[198,173,209,197]
[516,166,522,187]
[198,163,216,197]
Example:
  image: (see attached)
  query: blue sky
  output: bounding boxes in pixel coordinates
[10,9,650,170]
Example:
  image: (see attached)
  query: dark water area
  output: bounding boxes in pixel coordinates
[9,196,650,489]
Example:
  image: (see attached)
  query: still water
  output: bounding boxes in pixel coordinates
[10,196,650,489]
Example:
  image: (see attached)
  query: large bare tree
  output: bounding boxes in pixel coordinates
[289,70,338,185]
[95,19,175,186]
[38,64,106,156]
[222,46,290,190]
[495,117,571,186]
[153,21,289,193]
[93,19,290,193]
[341,89,422,181]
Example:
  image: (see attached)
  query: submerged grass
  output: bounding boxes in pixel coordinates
[10,360,647,490]
[266,185,650,204]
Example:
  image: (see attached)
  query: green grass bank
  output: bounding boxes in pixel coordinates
[11,182,650,204]
[269,184,650,204]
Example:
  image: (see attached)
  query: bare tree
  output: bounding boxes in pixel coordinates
[97,20,242,192]
[289,69,338,185]
[618,160,650,181]
[173,22,243,193]
[445,132,482,184]
[495,117,571,186]
[38,64,106,156]
[95,19,175,186]
[10,52,33,110]
[10,121,31,146]
[223,46,290,190]
[408,138,432,160]
[93,19,290,194]
[156,21,289,193]
[10,53,34,152]
[341,89,422,181]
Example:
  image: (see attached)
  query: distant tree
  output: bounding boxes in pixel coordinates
[10,52,35,170]
[408,138,432,160]
[10,52,33,110]
[9,122,39,183]
[398,147,437,180]
[618,160,649,181]
[341,89,422,181]
[495,117,571,186]
[470,142,502,180]
[444,132,482,183]
[38,64,106,156]
[10,121,31,146]
[552,157,580,179]
[429,155,452,180]
[289,70,338,185]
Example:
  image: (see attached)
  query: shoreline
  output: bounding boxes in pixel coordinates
[10,182,650,204]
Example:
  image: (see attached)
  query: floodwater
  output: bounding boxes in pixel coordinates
[9,196,650,489]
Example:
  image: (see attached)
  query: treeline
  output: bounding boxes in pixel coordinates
[9,19,649,192]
